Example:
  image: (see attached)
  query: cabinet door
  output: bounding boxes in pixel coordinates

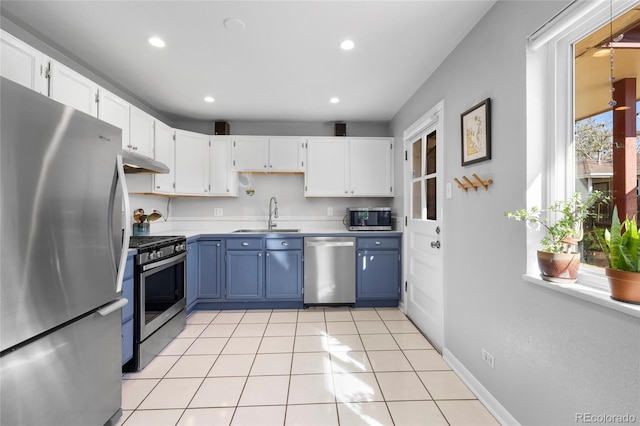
[233,136,268,172]
[186,242,199,308]
[175,130,210,195]
[49,61,98,116]
[349,138,393,196]
[198,241,221,299]
[305,138,348,196]
[1,30,49,94]
[226,251,263,300]
[356,249,400,299]
[98,88,130,150]
[265,250,302,300]
[210,136,238,196]
[153,121,175,194]
[129,106,155,157]
[269,137,304,172]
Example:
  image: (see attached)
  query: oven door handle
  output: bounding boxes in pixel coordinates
[141,251,187,272]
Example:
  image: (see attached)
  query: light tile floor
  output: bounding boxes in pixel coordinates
[118,307,499,426]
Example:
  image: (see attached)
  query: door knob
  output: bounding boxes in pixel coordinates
[431,241,441,249]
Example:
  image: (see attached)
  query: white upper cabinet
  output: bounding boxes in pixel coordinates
[268,137,305,172]
[1,30,49,94]
[49,61,98,117]
[129,106,154,158]
[349,138,393,196]
[233,136,303,172]
[210,136,238,196]
[97,88,130,149]
[174,130,210,195]
[305,138,348,197]
[232,136,269,171]
[305,137,393,197]
[153,121,175,194]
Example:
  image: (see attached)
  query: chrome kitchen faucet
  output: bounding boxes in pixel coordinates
[268,196,278,230]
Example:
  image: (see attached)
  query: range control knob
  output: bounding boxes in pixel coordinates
[149,251,157,260]
[175,243,186,252]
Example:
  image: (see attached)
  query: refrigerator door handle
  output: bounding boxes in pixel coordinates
[97,297,128,317]
[114,154,131,294]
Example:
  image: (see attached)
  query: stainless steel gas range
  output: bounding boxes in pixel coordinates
[126,235,187,371]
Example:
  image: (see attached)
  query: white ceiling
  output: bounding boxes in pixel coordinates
[0,1,496,123]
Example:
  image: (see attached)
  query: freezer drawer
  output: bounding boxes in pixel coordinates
[0,307,122,426]
[303,237,356,305]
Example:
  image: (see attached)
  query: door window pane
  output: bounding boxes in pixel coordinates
[412,138,422,178]
[412,181,422,219]
[426,131,437,175]
[426,178,437,220]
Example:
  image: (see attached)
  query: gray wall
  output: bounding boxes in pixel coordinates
[172,120,390,137]
[390,1,640,424]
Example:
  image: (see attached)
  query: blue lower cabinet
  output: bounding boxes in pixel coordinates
[186,241,199,310]
[265,250,303,300]
[226,250,264,299]
[121,252,135,366]
[121,318,133,365]
[198,240,222,299]
[356,237,401,303]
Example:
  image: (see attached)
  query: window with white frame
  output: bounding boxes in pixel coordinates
[526,0,640,289]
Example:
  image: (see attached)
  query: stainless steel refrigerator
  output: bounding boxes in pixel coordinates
[0,77,130,426]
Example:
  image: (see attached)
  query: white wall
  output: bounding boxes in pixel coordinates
[390,1,640,424]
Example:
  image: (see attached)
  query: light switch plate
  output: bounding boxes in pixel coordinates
[214,208,223,217]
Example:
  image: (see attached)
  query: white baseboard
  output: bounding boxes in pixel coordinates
[443,348,520,426]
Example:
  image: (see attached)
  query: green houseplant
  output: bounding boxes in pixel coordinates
[595,206,640,304]
[505,191,603,282]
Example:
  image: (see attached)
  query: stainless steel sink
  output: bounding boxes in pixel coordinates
[232,228,300,233]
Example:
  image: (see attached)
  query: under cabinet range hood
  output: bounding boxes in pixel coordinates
[122,150,170,174]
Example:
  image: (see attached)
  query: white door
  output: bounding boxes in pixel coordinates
[210,136,238,195]
[403,101,444,351]
[305,138,348,197]
[233,136,268,171]
[129,106,155,157]
[175,130,210,195]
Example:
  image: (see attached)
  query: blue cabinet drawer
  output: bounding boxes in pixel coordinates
[266,238,302,250]
[122,318,133,365]
[357,237,400,250]
[226,238,263,250]
[121,277,134,322]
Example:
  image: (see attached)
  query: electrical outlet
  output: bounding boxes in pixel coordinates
[213,208,223,217]
[327,207,333,216]
[482,348,495,369]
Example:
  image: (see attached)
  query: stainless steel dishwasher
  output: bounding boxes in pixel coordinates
[303,237,356,305]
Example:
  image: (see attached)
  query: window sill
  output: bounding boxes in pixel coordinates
[523,274,640,319]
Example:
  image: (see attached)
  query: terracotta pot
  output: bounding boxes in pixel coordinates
[605,268,640,304]
[537,250,581,283]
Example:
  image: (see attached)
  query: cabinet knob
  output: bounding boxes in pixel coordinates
[241,242,249,246]
[375,241,381,245]
[266,252,270,257]
[258,252,262,257]
[281,241,288,246]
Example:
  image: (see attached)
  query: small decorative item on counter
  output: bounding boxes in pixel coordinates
[131,208,164,235]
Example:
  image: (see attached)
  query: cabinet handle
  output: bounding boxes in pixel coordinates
[281,241,288,246]
[241,242,249,246]
[375,241,381,245]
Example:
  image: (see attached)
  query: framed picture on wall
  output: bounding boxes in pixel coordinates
[460,98,491,166]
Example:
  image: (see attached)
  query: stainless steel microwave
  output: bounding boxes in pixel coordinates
[346,207,392,231]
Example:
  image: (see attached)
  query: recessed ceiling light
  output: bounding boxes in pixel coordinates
[330,97,340,104]
[148,37,166,48]
[224,17,246,32]
[340,39,355,50]
[204,96,215,103]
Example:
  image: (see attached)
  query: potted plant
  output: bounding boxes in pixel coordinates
[505,191,603,282]
[595,206,640,304]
